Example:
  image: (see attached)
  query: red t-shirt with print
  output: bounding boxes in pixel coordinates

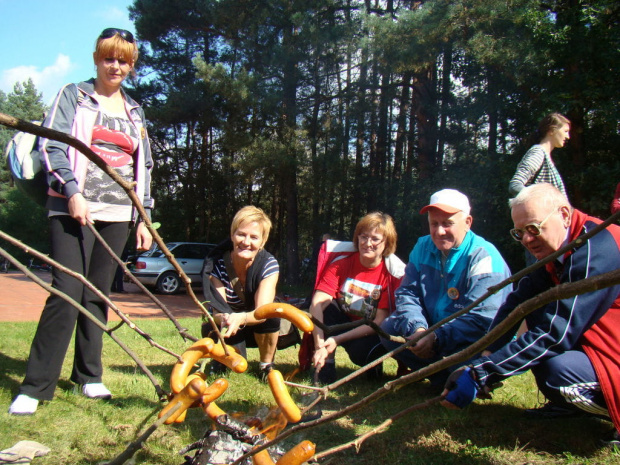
[316,252,393,320]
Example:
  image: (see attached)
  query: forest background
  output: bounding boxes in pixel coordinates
[1,0,619,287]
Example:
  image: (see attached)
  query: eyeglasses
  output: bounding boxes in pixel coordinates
[509,208,557,241]
[99,28,135,43]
[358,234,384,245]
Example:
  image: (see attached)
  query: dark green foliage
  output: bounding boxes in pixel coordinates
[0,79,49,262]
[0,188,49,263]
[3,1,619,281]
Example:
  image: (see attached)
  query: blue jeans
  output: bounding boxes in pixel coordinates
[380,316,470,387]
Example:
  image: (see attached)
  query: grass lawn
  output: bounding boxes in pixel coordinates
[1,318,619,464]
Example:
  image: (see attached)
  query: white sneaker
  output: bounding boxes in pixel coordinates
[82,383,112,399]
[8,395,39,415]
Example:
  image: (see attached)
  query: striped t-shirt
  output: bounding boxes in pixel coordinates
[509,144,567,198]
[210,255,279,311]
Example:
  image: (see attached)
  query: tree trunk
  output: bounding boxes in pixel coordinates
[281,22,300,285]
[413,64,438,180]
[437,45,452,164]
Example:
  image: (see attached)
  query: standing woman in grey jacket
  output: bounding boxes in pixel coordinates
[9,28,154,415]
[509,113,570,198]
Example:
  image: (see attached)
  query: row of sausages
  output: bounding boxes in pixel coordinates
[159,303,316,464]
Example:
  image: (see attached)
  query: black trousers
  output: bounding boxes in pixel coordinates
[323,302,386,367]
[19,216,129,400]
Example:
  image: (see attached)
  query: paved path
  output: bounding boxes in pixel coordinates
[0,270,203,322]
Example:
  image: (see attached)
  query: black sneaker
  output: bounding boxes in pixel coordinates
[524,402,584,419]
[366,363,383,381]
[600,429,620,448]
[209,360,229,376]
[317,363,337,385]
[258,363,274,383]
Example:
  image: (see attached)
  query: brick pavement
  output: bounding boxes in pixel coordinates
[0,270,203,322]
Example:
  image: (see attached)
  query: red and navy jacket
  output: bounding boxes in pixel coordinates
[473,209,620,431]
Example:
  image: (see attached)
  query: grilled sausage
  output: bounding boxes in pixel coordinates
[267,369,302,423]
[252,449,276,465]
[254,303,314,334]
[203,401,227,421]
[174,372,207,423]
[209,341,248,373]
[159,377,206,424]
[169,338,214,394]
[275,440,316,465]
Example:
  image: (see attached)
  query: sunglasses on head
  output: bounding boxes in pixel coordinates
[99,28,134,43]
[509,208,557,241]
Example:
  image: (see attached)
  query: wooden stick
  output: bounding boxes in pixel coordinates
[0,244,168,399]
[0,111,228,351]
[229,267,620,465]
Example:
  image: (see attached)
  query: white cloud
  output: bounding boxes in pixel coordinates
[96,6,133,29]
[1,54,76,104]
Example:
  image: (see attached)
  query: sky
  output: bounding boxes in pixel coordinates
[0,0,135,104]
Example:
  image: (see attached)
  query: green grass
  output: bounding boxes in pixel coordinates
[1,319,619,464]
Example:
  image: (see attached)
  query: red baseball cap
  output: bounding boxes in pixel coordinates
[420,189,471,215]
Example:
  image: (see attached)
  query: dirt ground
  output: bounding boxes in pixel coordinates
[0,270,203,322]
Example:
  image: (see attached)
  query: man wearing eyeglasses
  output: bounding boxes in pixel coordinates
[442,183,620,446]
[380,189,512,386]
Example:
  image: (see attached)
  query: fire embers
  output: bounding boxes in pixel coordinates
[179,428,273,465]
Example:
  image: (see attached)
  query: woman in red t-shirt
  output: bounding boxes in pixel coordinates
[310,212,403,384]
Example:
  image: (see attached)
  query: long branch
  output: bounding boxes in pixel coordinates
[0,233,181,361]
[0,245,168,399]
[230,267,620,464]
[0,111,227,350]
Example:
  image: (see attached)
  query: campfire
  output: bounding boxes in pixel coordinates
[179,406,288,464]
[158,304,317,465]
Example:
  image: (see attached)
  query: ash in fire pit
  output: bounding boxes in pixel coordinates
[180,413,284,465]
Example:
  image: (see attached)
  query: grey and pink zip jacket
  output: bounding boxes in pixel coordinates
[37,78,154,221]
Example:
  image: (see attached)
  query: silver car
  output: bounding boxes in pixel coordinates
[132,242,216,294]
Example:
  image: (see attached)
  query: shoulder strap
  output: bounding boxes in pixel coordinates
[201,243,233,314]
[223,251,246,305]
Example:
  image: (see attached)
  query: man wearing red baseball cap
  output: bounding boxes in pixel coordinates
[380,188,511,387]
